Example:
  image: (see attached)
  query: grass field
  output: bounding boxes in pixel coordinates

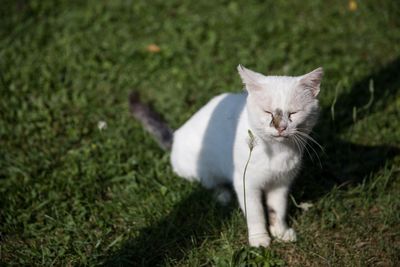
[1,0,400,266]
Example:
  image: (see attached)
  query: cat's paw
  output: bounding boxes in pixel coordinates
[270,227,297,242]
[214,187,232,205]
[249,234,271,247]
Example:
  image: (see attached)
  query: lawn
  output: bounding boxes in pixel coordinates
[1,0,399,266]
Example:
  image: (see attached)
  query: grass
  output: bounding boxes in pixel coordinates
[1,0,399,266]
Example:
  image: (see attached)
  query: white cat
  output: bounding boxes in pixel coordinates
[130,65,323,247]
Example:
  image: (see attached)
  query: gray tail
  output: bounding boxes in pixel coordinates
[129,92,173,150]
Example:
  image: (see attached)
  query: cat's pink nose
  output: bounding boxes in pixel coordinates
[277,125,287,134]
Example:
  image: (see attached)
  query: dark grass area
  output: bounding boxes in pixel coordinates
[1,0,399,266]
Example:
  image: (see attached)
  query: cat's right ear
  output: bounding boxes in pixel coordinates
[299,67,324,97]
[237,64,264,92]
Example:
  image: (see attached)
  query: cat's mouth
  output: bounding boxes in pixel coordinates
[271,134,289,140]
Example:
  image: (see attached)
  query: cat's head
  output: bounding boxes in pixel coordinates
[238,65,323,143]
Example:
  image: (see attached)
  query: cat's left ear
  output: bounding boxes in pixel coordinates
[237,64,265,92]
[299,67,324,97]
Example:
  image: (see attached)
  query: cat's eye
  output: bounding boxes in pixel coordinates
[264,111,273,120]
[288,112,297,121]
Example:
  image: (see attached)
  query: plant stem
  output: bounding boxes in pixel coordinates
[243,130,254,234]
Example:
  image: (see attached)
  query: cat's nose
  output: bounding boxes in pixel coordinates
[277,125,287,134]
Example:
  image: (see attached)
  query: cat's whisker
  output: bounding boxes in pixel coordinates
[305,142,322,168]
[293,130,324,157]
[293,134,315,164]
[295,135,314,163]
[295,133,322,168]
[295,130,324,152]
[290,138,302,154]
[293,134,313,157]
[294,138,303,154]
[299,133,324,151]
[290,135,303,154]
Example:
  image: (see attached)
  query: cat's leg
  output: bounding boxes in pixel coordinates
[235,178,270,247]
[201,175,232,205]
[266,186,297,242]
[214,185,232,205]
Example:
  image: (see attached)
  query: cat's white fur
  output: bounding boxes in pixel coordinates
[170,65,323,247]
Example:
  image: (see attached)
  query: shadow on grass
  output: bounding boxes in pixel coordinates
[106,58,399,266]
[103,187,235,266]
[294,57,400,201]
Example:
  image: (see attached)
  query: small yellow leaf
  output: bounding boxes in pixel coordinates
[348,0,357,11]
[146,44,161,53]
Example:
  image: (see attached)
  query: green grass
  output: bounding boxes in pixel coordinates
[1,0,400,266]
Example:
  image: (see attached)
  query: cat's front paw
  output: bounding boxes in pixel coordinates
[270,227,297,242]
[249,233,271,247]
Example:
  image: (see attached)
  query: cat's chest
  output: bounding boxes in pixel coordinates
[247,143,301,179]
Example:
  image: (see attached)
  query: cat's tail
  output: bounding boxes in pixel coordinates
[129,92,173,150]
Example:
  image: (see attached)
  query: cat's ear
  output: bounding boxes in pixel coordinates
[237,64,264,92]
[299,67,324,97]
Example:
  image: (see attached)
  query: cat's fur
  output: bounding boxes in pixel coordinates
[130,65,323,247]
